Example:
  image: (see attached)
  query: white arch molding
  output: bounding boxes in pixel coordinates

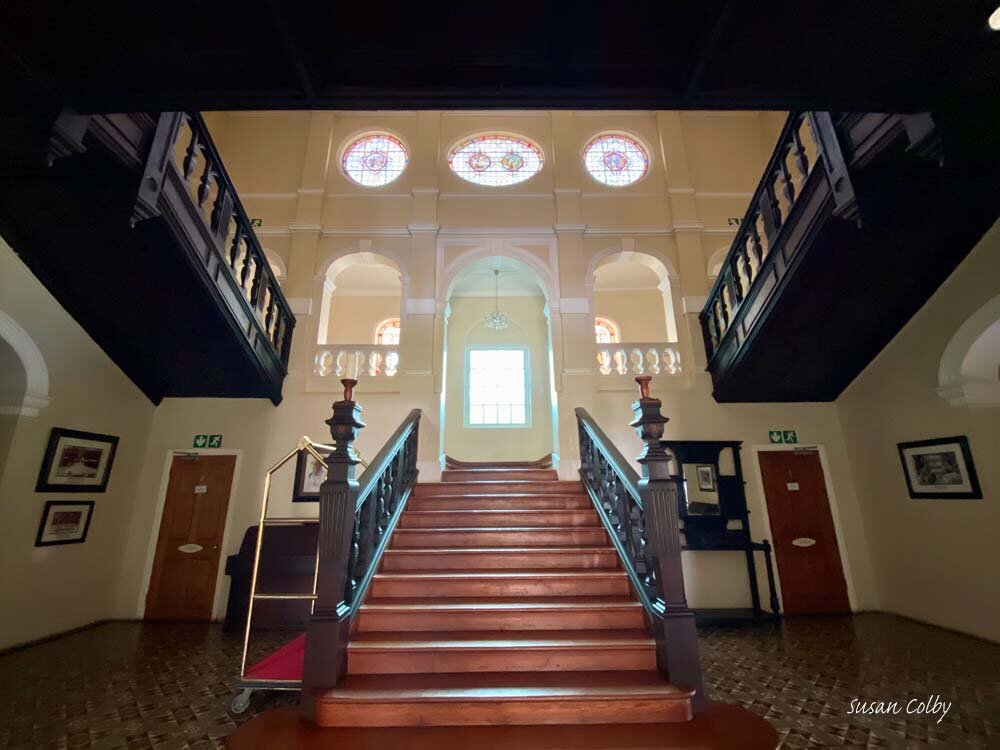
[937,294,1000,408]
[0,310,51,417]
[441,245,556,302]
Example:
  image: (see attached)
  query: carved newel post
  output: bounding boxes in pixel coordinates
[630,376,706,713]
[301,379,365,719]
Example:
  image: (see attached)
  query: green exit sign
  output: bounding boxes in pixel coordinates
[193,434,223,448]
[769,430,798,444]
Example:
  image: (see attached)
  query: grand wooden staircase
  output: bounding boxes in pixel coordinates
[312,465,693,726]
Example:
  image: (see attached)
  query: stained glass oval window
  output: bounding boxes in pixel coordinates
[342,133,408,187]
[449,134,544,186]
[583,133,649,187]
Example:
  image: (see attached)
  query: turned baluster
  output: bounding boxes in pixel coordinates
[728,258,744,304]
[791,116,810,180]
[747,216,765,266]
[630,376,705,713]
[229,224,244,271]
[759,179,781,242]
[739,235,755,285]
[182,121,200,182]
[197,148,215,209]
[248,253,264,307]
[239,244,254,292]
[301,379,365,718]
[777,141,796,207]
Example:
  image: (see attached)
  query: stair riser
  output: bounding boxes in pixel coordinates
[442,469,559,482]
[313,695,692,727]
[401,511,599,528]
[409,496,592,511]
[371,577,631,598]
[392,529,608,548]
[414,482,583,497]
[348,647,656,674]
[356,608,647,632]
[381,550,619,570]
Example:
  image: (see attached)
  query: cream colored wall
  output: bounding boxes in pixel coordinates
[442,297,554,462]
[837,220,1000,642]
[0,238,156,650]
[326,295,400,344]
[593,290,669,341]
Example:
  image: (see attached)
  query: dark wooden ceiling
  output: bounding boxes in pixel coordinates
[2,1,999,114]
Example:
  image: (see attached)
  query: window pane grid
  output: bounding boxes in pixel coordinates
[375,319,401,345]
[468,349,528,426]
[449,135,543,187]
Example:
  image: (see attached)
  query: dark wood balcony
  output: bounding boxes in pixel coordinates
[0,111,295,404]
[700,111,1000,402]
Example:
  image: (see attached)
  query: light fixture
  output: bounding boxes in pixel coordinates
[990,5,1000,30]
[483,268,509,332]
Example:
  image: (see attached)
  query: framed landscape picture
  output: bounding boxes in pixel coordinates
[292,448,330,502]
[897,436,982,499]
[35,428,119,493]
[35,500,95,546]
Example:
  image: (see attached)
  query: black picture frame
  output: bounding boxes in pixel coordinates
[293,448,330,503]
[35,500,95,546]
[35,428,119,493]
[897,435,982,499]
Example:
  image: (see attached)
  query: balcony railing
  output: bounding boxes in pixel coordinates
[699,112,857,364]
[314,345,400,378]
[597,342,681,377]
[133,112,295,377]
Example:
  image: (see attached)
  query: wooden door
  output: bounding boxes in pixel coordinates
[145,454,236,620]
[758,449,850,615]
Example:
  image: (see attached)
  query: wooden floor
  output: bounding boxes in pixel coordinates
[227,701,779,749]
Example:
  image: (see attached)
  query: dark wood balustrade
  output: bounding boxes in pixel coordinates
[575,377,705,713]
[700,112,856,366]
[301,381,421,717]
[133,112,295,381]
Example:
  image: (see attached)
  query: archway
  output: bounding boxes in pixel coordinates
[440,254,557,464]
[0,310,51,478]
[315,251,403,346]
[938,294,1000,408]
[588,248,679,343]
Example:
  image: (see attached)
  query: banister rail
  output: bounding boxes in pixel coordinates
[575,375,705,713]
[300,379,420,718]
[133,112,296,375]
[700,111,855,364]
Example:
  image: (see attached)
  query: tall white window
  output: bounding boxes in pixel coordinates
[466,348,528,426]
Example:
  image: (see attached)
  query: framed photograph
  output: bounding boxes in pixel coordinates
[35,500,95,546]
[696,464,716,492]
[293,448,330,502]
[35,428,119,493]
[897,436,982,499]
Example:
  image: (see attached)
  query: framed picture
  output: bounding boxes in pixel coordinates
[897,436,982,499]
[35,428,119,493]
[35,500,95,546]
[696,464,716,492]
[293,448,330,502]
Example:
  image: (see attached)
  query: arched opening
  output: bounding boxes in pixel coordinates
[938,294,1000,408]
[316,252,403,346]
[0,310,51,477]
[591,251,678,343]
[594,316,620,344]
[441,254,556,463]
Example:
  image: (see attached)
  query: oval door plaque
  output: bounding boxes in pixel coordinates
[792,537,817,548]
[178,543,203,554]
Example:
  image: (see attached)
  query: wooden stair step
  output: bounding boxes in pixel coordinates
[357,597,646,631]
[391,527,608,548]
[413,481,584,497]
[400,509,599,528]
[409,494,592,511]
[380,547,619,571]
[371,571,631,598]
[441,468,559,482]
[347,630,656,674]
[313,671,693,727]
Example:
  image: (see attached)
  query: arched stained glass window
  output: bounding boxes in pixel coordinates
[595,317,620,344]
[584,133,649,187]
[375,318,401,346]
[342,133,408,187]
[449,134,543,186]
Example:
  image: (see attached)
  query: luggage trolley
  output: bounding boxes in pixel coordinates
[229,436,366,714]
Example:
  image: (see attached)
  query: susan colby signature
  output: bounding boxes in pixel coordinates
[848,695,952,724]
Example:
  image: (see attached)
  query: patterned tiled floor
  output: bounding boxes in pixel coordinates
[0,614,997,749]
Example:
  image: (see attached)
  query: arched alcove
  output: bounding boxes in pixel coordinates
[938,294,1000,408]
[315,251,403,345]
[0,310,51,417]
[587,248,679,343]
[440,255,556,463]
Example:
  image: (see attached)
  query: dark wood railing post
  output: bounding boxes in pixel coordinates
[629,376,706,712]
[301,378,365,719]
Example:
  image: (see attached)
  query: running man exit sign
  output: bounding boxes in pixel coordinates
[769,430,798,444]
[193,434,223,448]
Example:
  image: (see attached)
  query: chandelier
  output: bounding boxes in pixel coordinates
[483,268,509,332]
